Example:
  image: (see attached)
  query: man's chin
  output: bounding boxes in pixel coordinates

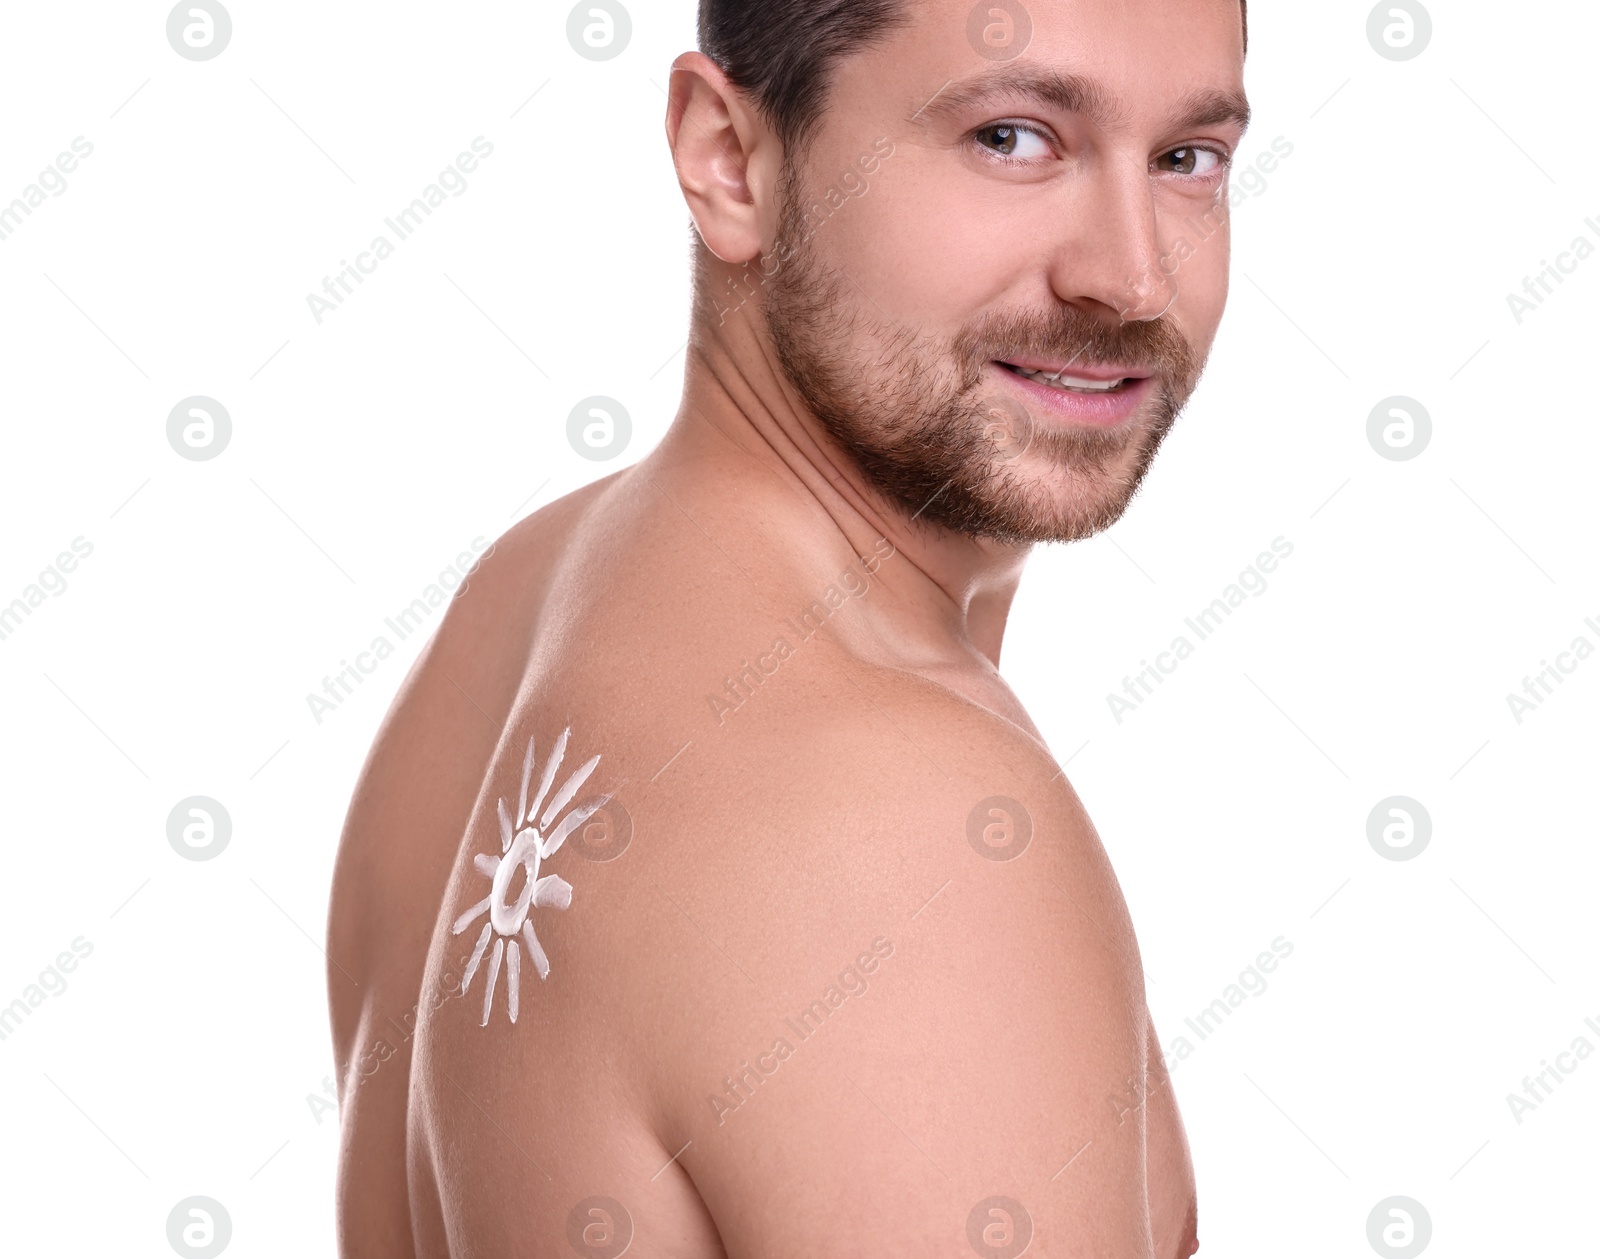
[980,485,1143,545]
[960,421,1168,544]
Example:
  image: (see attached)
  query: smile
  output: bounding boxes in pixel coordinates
[1000,363,1130,393]
[990,359,1153,429]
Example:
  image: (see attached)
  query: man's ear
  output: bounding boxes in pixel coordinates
[666,51,776,266]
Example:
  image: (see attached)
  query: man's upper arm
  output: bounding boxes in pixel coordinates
[646,700,1155,1257]
[1146,1019,1199,1257]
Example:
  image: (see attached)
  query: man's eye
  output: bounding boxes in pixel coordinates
[973,123,1052,161]
[1156,147,1224,176]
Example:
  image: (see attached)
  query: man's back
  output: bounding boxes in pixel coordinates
[329,420,1196,1256]
[325,0,1255,1243]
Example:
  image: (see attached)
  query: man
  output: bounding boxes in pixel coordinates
[328,0,1250,1253]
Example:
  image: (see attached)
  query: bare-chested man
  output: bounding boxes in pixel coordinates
[328,0,1250,1253]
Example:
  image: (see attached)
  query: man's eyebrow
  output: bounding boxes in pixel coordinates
[913,69,1251,139]
[913,68,1123,130]
[1163,87,1252,137]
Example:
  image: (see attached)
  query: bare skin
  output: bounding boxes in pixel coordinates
[330,0,1245,1254]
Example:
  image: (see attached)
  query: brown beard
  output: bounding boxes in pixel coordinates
[762,167,1206,544]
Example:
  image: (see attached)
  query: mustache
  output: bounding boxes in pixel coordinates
[952,307,1201,391]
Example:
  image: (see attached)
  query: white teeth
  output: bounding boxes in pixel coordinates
[1011,365,1124,392]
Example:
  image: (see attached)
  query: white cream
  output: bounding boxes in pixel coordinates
[452,728,608,1026]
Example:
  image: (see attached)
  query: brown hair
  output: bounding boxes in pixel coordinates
[699,1,1249,155]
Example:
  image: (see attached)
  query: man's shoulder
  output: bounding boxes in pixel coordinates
[671,660,1093,857]
[550,665,1155,1250]
[418,472,625,658]
[592,658,1136,1022]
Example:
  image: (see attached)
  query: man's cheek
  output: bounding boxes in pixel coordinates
[828,195,956,319]
[844,181,1023,322]
[1177,227,1233,327]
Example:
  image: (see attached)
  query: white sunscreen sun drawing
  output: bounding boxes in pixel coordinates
[451,727,611,1026]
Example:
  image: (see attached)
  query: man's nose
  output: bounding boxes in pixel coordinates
[1049,154,1176,325]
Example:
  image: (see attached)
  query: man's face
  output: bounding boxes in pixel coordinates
[759,0,1249,544]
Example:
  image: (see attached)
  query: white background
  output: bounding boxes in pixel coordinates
[0,1,1594,1255]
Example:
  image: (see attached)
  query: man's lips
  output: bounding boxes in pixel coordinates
[996,356,1152,385]
[990,358,1154,427]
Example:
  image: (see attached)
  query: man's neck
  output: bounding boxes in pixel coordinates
[645,321,1032,670]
